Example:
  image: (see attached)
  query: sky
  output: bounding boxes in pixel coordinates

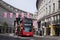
[3,0,37,13]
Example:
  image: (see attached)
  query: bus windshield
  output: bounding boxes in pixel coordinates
[24,26,32,32]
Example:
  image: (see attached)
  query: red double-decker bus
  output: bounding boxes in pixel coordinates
[15,17,33,37]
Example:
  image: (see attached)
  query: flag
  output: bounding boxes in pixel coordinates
[10,13,13,18]
[33,20,38,28]
[16,13,18,18]
[21,12,24,18]
[4,12,7,18]
[27,13,30,18]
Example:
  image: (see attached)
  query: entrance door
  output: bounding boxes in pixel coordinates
[55,25,60,36]
[46,28,50,35]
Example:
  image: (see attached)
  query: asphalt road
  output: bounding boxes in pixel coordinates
[0,34,60,40]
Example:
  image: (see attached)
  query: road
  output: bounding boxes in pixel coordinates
[0,34,60,40]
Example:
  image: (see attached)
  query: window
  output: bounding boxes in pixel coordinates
[53,3,55,12]
[24,18,32,24]
[10,7,13,10]
[24,27,32,32]
[46,7,47,15]
[59,14,60,23]
[56,15,58,23]
[49,5,51,14]
[24,18,32,32]
[15,9,18,12]
[53,16,55,23]
[51,17,53,21]
[8,5,10,8]
[54,16,58,24]
[3,4,6,6]
[44,0,45,3]
[57,15,59,23]
[58,0,60,9]
[49,0,51,3]
[55,16,56,21]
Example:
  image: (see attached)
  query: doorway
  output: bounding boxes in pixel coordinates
[46,27,50,35]
[54,25,60,36]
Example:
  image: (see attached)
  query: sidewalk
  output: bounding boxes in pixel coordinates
[33,35,44,37]
[33,35,60,38]
[33,35,60,40]
[0,33,15,36]
[0,33,20,38]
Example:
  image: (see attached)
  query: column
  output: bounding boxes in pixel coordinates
[1,27,3,33]
[11,28,13,33]
[44,27,46,36]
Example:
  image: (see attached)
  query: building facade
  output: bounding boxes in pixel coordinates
[36,0,60,36]
[0,0,33,33]
[33,12,38,35]
[0,0,16,33]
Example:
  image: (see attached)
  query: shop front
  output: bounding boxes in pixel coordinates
[49,24,60,36]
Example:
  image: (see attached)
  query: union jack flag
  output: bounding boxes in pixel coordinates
[4,12,7,18]
[33,20,38,27]
[16,13,18,18]
[27,13,30,18]
[10,13,13,18]
[21,12,24,18]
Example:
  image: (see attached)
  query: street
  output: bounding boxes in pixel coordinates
[0,0,60,40]
[0,34,60,40]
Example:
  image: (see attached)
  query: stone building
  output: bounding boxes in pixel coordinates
[0,0,33,33]
[36,0,60,36]
[33,12,38,35]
